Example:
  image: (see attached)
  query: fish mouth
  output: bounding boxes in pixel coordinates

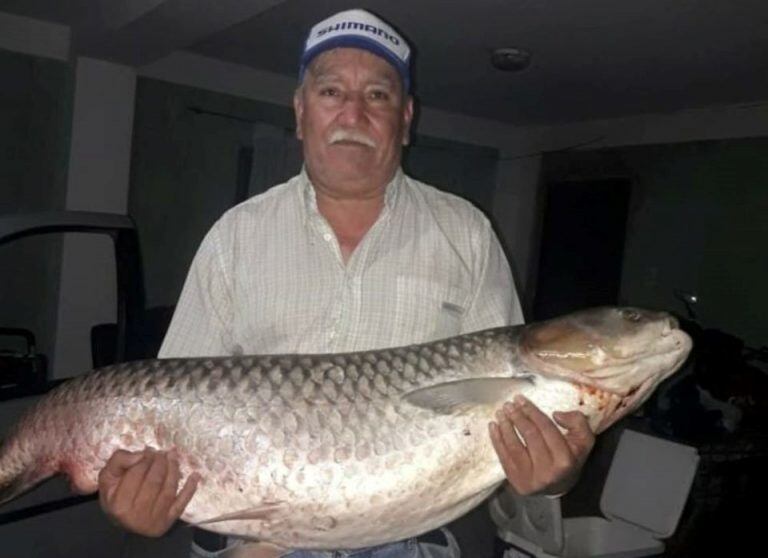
[518,308,692,397]
[565,328,690,376]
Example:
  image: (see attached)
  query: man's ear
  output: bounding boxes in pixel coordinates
[402,95,414,146]
[293,89,304,140]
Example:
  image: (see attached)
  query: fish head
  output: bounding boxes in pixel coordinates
[519,306,692,427]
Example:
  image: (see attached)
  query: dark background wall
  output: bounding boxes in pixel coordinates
[127,78,294,309]
[619,139,768,349]
[0,50,72,359]
[543,139,768,348]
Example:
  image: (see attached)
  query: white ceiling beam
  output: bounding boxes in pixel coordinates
[75,0,288,67]
[0,11,70,61]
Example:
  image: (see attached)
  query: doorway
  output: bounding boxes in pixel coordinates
[532,179,631,321]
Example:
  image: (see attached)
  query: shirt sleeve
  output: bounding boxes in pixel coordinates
[158,224,235,358]
[462,221,525,332]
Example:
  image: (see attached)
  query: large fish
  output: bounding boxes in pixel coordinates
[0,306,691,552]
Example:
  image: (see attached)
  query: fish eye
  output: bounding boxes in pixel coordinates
[620,309,642,322]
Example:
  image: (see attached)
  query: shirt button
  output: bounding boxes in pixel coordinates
[323,233,332,242]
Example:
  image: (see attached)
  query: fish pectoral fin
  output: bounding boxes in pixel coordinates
[221,541,289,558]
[403,377,533,414]
[191,501,286,526]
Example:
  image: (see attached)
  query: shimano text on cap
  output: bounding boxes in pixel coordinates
[299,9,411,90]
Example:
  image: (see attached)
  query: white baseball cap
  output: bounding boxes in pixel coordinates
[299,9,411,90]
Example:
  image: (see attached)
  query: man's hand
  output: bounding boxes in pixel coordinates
[98,448,200,537]
[489,395,595,496]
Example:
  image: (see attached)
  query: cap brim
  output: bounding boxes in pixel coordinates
[299,36,410,90]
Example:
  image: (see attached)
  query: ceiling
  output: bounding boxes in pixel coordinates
[3,0,768,125]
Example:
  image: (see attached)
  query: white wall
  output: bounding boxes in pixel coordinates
[492,155,543,314]
[504,103,768,153]
[53,57,137,378]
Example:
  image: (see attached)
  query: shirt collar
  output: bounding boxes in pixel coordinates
[299,166,404,227]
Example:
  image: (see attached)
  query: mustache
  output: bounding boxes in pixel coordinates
[328,129,377,148]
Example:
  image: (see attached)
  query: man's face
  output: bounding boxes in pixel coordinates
[294,48,414,197]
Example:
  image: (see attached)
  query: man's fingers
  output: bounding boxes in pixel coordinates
[503,399,552,468]
[134,450,169,512]
[490,399,599,497]
[98,450,144,511]
[553,409,591,433]
[489,422,524,492]
[167,473,201,521]
[519,398,569,445]
[155,453,183,511]
[554,410,595,457]
[110,449,154,510]
[95,447,197,537]
[98,450,146,491]
[495,408,526,456]
[517,398,574,465]
[489,421,513,466]
[491,405,539,495]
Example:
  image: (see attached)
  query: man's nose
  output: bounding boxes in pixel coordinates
[338,93,366,125]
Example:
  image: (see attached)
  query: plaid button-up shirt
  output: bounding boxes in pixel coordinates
[160,168,522,358]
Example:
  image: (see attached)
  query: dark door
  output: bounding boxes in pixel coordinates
[532,179,631,320]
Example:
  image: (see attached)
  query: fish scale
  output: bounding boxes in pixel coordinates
[0,307,691,551]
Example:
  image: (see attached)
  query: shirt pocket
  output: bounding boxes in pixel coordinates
[394,276,469,342]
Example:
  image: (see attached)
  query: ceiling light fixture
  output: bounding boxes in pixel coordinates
[491,47,532,72]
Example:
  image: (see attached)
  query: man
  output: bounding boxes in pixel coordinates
[98,9,595,558]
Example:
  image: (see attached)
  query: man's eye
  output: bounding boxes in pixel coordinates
[319,87,340,97]
[368,90,389,101]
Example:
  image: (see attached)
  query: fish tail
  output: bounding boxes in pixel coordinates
[0,473,28,507]
[0,434,49,507]
[0,442,23,506]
